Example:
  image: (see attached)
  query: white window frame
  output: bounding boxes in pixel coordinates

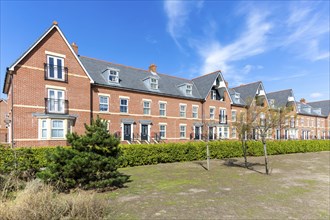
[159,102,166,116]
[109,70,119,83]
[51,120,65,138]
[232,110,237,122]
[186,84,192,95]
[211,90,216,100]
[143,101,151,115]
[99,96,109,112]
[150,77,158,90]
[48,89,65,113]
[220,108,226,123]
[210,107,215,119]
[231,127,237,138]
[120,98,128,113]
[179,124,186,138]
[180,104,187,118]
[39,119,47,139]
[192,105,198,119]
[159,124,166,139]
[47,55,65,81]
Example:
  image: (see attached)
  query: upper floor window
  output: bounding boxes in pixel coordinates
[232,110,237,122]
[186,84,192,95]
[211,90,217,100]
[150,78,158,90]
[234,93,240,103]
[47,89,67,114]
[99,96,109,112]
[46,56,67,82]
[220,109,227,124]
[109,70,119,83]
[210,107,215,119]
[180,104,186,118]
[192,106,198,118]
[301,118,304,126]
[120,98,128,113]
[143,101,151,115]
[159,102,166,116]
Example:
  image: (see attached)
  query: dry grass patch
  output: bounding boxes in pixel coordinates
[0,179,108,220]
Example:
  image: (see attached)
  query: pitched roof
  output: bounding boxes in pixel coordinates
[79,56,203,100]
[3,22,94,94]
[308,100,330,116]
[295,101,326,117]
[228,88,246,106]
[192,71,219,99]
[267,89,294,108]
[231,81,262,106]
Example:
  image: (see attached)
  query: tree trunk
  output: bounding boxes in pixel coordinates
[262,137,269,175]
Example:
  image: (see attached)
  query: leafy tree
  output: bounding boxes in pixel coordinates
[37,116,129,191]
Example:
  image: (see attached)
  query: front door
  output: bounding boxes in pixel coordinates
[124,124,131,141]
[141,124,148,141]
[195,127,200,140]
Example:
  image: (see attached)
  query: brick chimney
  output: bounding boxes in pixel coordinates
[300,98,306,103]
[71,42,78,55]
[149,64,157,73]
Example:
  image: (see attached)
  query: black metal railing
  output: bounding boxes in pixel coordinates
[45,98,69,114]
[219,115,227,124]
[44,63,68,82]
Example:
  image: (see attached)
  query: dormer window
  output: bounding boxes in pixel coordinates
[269,99,275,108]
[150,77,158,90]
[186,84,192,95]
[234,92,240,103]
[109,70,119,83]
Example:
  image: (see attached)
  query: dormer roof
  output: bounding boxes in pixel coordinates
[267,89,295,108]
[231,81,268,106]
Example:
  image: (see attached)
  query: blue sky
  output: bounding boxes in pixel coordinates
[1,1,329,101]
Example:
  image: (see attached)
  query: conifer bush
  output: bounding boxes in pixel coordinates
[37,117,129,191]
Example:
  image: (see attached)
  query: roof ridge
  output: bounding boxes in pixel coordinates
[80,55,192,82]
[308,100,330,103]
[191,70,220,80]
[267,89,292,94]
[232,80,261,88]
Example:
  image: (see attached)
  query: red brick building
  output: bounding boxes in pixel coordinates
[2,22,329,147]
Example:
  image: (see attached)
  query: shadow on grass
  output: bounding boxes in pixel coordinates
[223,159,265,174]
[193,161,209,170]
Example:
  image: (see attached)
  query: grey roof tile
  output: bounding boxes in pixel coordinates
[267,89,294,108]
[79,56,202,100]
[231,81,262,105]
[192,72,219,99]
[308,100,330,116]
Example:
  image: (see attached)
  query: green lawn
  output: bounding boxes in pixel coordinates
[104,151,330,219]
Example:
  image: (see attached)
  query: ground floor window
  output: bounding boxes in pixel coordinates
[218,127,229,139]
[276,129,281,140]
[231,127,236,138]
[39,119,67,140]
[180,125,186,138]
[159,125,166,139]
[284,129,288,140]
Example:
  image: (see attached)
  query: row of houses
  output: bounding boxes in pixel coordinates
[1,22,330,147]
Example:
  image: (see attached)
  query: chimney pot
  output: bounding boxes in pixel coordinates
[71,42,78,55]
[300,98,306,103]
[149,64,157,73]
[53,21,58,25]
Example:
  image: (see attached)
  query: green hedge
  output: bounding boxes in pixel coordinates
[1,140,329,173]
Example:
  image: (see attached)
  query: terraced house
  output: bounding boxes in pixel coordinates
[2,22,235,147]
[2,22,329,147]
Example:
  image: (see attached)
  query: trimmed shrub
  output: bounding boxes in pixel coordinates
[1,140,329,173]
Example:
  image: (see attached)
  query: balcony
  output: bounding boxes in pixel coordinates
[44,63,68,82]
[45,98,69,114]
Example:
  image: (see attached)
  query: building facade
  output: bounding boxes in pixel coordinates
[2,22,329,147]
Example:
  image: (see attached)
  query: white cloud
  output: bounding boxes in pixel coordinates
[197,9,272,80]
[163,1,203,50]
[282,2,330,61]
[310,92,323,98]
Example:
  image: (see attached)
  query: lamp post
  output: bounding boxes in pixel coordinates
[260,113,269,175]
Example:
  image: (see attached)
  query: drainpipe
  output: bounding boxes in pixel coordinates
[90,83,93,124]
